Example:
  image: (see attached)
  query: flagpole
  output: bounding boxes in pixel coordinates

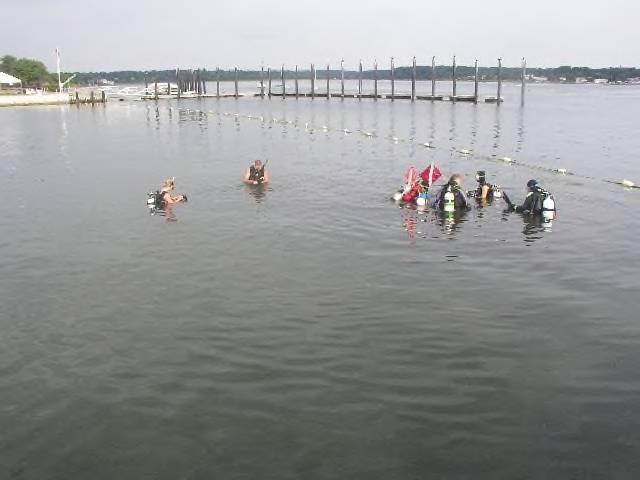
[56,48,62,92]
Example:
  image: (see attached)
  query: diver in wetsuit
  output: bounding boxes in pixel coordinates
[435,174,469,212]
[244,159,269,185]
[504,179,556,217]
[472,170,498,200]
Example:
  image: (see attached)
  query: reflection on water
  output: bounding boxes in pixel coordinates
[246,183,269,203]
[2,85,640,480]
[521,213,553,244]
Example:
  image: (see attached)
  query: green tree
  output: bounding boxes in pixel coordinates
[1,55,18,74]
[12,58,52,86]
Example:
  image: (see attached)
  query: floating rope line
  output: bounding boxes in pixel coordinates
[176,107,637,192]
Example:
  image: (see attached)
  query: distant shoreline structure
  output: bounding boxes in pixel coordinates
[69,65,640,87]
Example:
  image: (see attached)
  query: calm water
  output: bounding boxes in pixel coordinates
[1,82,640,479]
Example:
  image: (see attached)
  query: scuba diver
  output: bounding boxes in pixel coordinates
[244,159,269,185]
[469,170,502,201]
[147,177,188,212]
[503,179,556,219]
[434,174,469,212]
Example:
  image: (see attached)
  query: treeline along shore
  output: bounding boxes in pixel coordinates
[75,65,640,86]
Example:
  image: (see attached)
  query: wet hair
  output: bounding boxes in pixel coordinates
[449,174,463,186]
[254,160,263,167]
[527,179,538,190]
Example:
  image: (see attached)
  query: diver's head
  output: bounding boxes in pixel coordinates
[254,159,263,168]
[527,179,538,191]
[162,177,176,191]
[449,174,463,187]
[476,170,486,184]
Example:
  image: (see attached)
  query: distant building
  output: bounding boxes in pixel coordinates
[559,77,567,82]
[98,78,115,86]
[575,77,588,84]
[528,75,548,82]
[593,78,609,84]
[0,71,22,90]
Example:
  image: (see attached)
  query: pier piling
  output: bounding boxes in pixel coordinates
[341,59,345,98]
[311,64,315,98]
[391,57,395,101]
[431,56,436,98]
[326,64,331,98]
[295,65,299,98]
[474,59,479,102]
[521,57,526,105]
[411,56,416,101]
[268,67,272,97]
[281,64,286,98]
[452,55,457,100]
[358,60,363,98]
[497,57,503,104]
[216,67,220,97]
[234,67,239,97]
[374,60,378,99]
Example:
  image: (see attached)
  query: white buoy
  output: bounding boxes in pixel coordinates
[322,125,328,131]
[622,179,635,187]
[500,156,515,163]
[362,131,373,137]
[554,168,568,174]
[343,129,351,134]
[392,137,399,143]
[459,149,472,155]
[392,192,403,202]
[422,142,433,148]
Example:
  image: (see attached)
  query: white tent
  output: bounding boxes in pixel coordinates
[0,72,22,86]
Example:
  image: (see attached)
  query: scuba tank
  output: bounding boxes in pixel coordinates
[416,191,428,206]
[443,186,455,213]
[542,191,556,221]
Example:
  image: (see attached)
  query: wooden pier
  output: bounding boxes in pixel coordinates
[133,57,527,105]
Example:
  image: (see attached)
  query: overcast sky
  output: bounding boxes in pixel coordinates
[1,0,637,72]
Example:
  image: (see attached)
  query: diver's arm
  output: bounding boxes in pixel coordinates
[515,193,533,213]
[480,184,490,199]
[243,167,252,183]
[262,169,269,183]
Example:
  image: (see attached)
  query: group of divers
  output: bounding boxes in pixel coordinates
[391,163,556,220]
[147,158,556,223]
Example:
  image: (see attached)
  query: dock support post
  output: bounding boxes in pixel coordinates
[474,59,479,103]
[431,56,436,98]
[411,56,416,101]
[391,57,395,101]
[154,80,158,100]
[340,59,345,98]
[311,64,315,98]
[295,65,299,98]
[216,68,220,97]
[75,91,79,104]
[268,67,272,97]
[202,68,207,95]
[281,64,286,98]
[358,59,363,98]
[144,72,148,92]
[259,63,264,97]
[326,64,330,98]
[521,57,526,105]
[176,68,181,99]
[90,90,95,105]
[452,55,457,100]
[234,67,239,97]
[497,57,503,104]
[374,59,378,99]
[101,90,106,103]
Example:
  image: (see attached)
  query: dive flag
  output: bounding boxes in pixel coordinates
[419,163,441,186]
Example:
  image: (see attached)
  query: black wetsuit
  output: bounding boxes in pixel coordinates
[515,189,553,215]
[249,165,265,183]
[437,184,469,210]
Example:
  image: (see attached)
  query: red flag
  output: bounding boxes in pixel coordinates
[419,163,441,186]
